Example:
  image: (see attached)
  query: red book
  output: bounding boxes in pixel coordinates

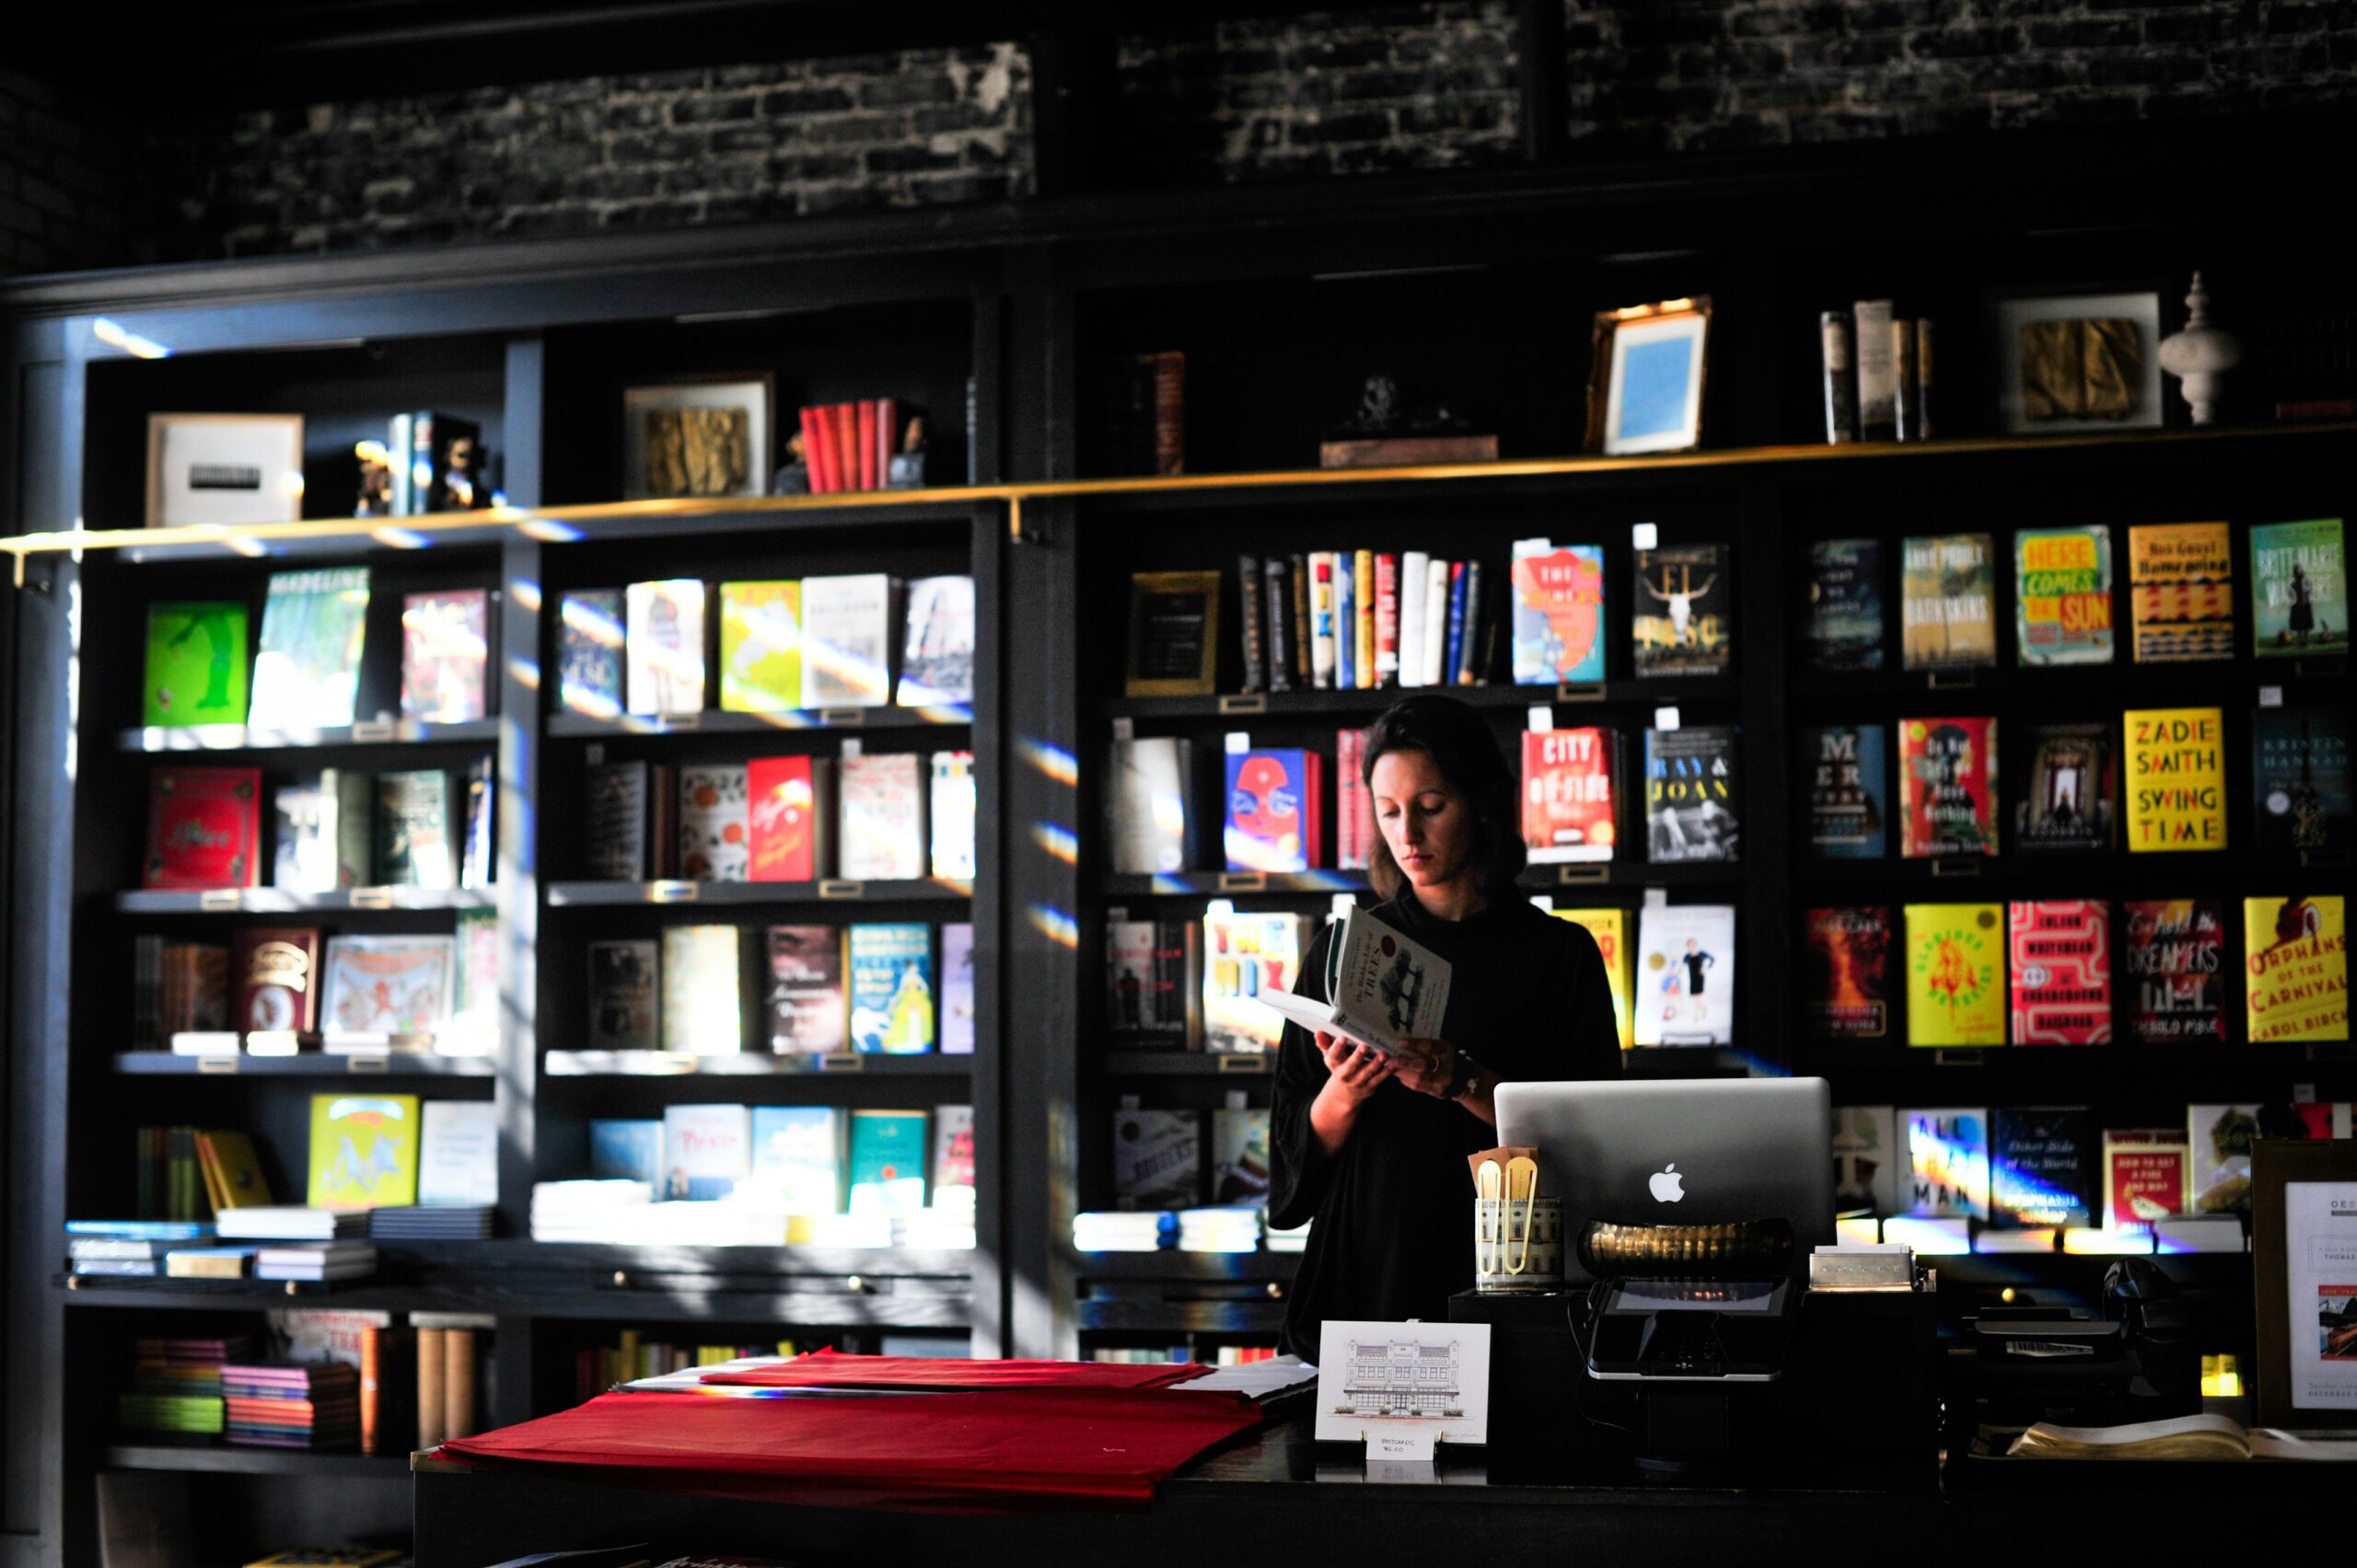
[856,401,878,492]
[1335,727,1374,871]
[1222,749,1323,872]
[876,398,898,486]
[232,925,321,1033]
[2103,1129,2189,1234]
[747,756,830,883]
[1373,553,1401,686]
[798,406,830,494]
[145,767,262,889]
[1898,715,1998,857]
[2007,899,2112,1044]
[1520,727,1617,863]
[833,403,860,494]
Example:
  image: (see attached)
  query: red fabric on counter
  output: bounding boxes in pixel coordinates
[436,1386,1261,1512]
[698,1348,1211,1392]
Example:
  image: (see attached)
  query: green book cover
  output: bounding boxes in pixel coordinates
[250,568,371,728]
[2013,526,2113,666]
[2251,517,2348,658]
[718,580,803,713]
[846,1108,928,1216]
[144,602,250,727]
[306,1092,420,1208]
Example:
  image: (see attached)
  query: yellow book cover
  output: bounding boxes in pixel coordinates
[718,580,803,713]
[2123,707,2226,853]
[2243,895,2350,1043]
[2129,522,2234,662]
[306,1093,421,1209]
[1552,907,1634,1051]
[1904,903,2005,1047]
[195,1130,275,1209]
[1353,550,1376,689]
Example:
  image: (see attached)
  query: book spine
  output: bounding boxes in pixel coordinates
[1373,552,1400,687]
[1457,560,1483,683]
[445,1327,478,1441]
[798,406,826,493]
[1309,554,1336,689]
[1854,299,1897,440]
[1914,319,1935,441]
[877,397,899,486]
[416,1328,447,1448]
[1353,550,1376,690]
[1399,552,1429,690]
[856,401,878,492]
[651,762,679,880]
[1892,317,1919,442]
[1148,353,1185,476]
[1262,557,1293,694]
[389,413,414,516]
[1288,553,1313,689]
[833,403,859,495]
[1444,562,1469,685]
[359,1326,382,1455]
[1237,554,1266,693]
[1422,557,1451,686]
[1332,552,1355,691]
[1820,310,1857,444]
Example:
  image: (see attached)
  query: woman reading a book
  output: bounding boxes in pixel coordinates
[1269,695,1620,1358]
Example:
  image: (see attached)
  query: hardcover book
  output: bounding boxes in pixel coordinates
[447,905,498,1052]
[417,1101,498,1209]
[1108,737,1193,875]
[584,761,650,882]
[750,1105,844,1214]
[2252,707,2351,856]
[306,1094,420,1210]
[1991,1108,2094,1227]
[1805,539,1884,672]
[2123,900,2226,1044]
[2242,895,2349,1043]
[144,601,250,728]
[1202,909,1308,1054]
[678,764,749,882]
[2103,1129,2189,1234]
[1898,716,1998,857]
[1631,544,1731,678]
[273,772,372,892]
[146,767,262,889]
[1112,1109,1201,1211]
[1109,919,1200,1045]
[2187,1104,2262,1215]
[1255,904,1453,1058]
[765,925,848,1053]
[1832,1105,1898,1215]
[2251,517,2348,658]
[838,752,926,881]
[233,926,321,1035]
[557,590,625,718]
[661,1104,750,1202]
[1521,727,1617,864]
[320,935,454,1040]
[1632,903,1736,1047]
[398,589,490,724]
[1550,907,1633,1052]
[930,750,978,879]
[1899,533,1995,671]
[588,1120,663,1187]
[250,568,371,730]
[460,755,493,890]
[848,923,935,1054]
[2129,521,2234,662]
[1223,749,1323,872]
[940,923,976,1055]
[624,579,707,716]
[1509,540,1607,684]
[2123,707,2226,853]
[1210,1106,1268,1206]
[1903,903,2004,1048]
[2013,526,2114,666]
[1805,906,1890,1039]
[897,575,976,705]
[2014,722,2116,853]
[800,573,895,708]
[1901,1107,1990,1220]
[716,581,802,714]
[1643,725,1738,863]
[2007,900,2113,1044]
[586,939,658,1051]
[1336,726,1374,870]
[747,756,830,883]
[933,1103,978,1198]
[660,925,743,1055]
[374,770,453,889]
[1805,725,1887,858]
[847,1109,928,1216]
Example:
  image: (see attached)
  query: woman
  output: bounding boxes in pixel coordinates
[1268,694,1621,1359]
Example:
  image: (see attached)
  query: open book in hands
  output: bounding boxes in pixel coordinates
[1258,904,1452,1059]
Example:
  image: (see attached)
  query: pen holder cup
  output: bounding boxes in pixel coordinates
[1474,1197,1562,1292]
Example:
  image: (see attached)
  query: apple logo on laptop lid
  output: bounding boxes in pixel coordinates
[1649,1163,1686,1203]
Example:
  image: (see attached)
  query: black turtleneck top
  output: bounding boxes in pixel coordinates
[1268,887,1620,1358]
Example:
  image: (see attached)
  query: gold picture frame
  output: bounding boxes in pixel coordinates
[1585,296,1712,457]
[1125,570,1222,698]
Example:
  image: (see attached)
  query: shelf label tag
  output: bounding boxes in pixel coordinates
[349,887,393,909]
[352,720,396,744]
[1218,693,1268,715]
[199,889,242,912]
[1643,887,1668,909]
[1631,522,1658,551]
[821,708,865,726]
[196,1053,239,1074]
[819,879,865,900]
[1927,670,1976,690]
[840,738,863,760]
[1217,871,1267,893]
[820,1053,865,1073]
[1217,1054,1271,1074]
[2259,685,2283,708]
[1526,705,1553,733]
[650,880,699,904]
[1931,858,1983,879]
[1556,681,1604,703]
[1654,706,1681,732]
[1370,1429,1437,1463]
[1556,865,1607,885]
[346,1054,389,1074]
[1225,730,1251,754]
[664,711,702,730]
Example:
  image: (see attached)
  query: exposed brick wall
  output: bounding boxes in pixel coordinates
[0,64,145,274]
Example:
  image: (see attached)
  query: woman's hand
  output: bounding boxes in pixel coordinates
[1316,1031,1395,1107]
[1387,1036,1457,1099]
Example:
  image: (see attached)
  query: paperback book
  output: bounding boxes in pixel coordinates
[584,761,650,882]
[233,926,321,1035]
[1107,737,1193,876]
[847,1109,927,1215]
[1901,1108,1990,1220]
[766,925,848,1053]
[659,924,743,1055]
[800,573,895,708]
[1805,725,1887,858]
[144,601,250,728]
[2187,1105,2261,1214]
[2123,707,2226,853]
[589,1120,663,1186]
[1632,903,1736,1047]
[679,764,750,882]
[250,569,371,730]
[2251,517,2348,659]
[1520,727,1617,864]
[1832,1105,1898,1214]
[2242,895,2349,1043]
[1805,906,1890,1039]
[1224,749,1323,873]
[2103,1129,2190,1234]
[930,750,978,879]
[557,590,625,718]
[716,581,801,714]
[849,923,935,1054]
[1805,538,1884,672]
[320,935,454,1040]
[896,575,976,705]
[940,923,975,1055]
[1550,907,1633,1051]
[1113,1109,1201,1211]
[2013,526,2113,666]
[2014,722,2115,853]
[1336,726,1375,870]
[838,752,927,881]
[374,769,453,889]
[662,1104,750,1202]
[1631,544,1731,678]
[307,1094,420,1210]
[747,756,830,883]
[1903,903,2004,1048]
[750,1105,843,1214]
[146,767,262,889]
[2129,521,2234,662]
[1210,1106,1269,1206]
[2007,900,2113,1044]
[272,770,373,891]
[1899,533,1995,671]
[1991,1108,2095,1228]
[1202,909,1309,1054]
[417,1101,497,1209]
[587,939,659,1051]
[1509,540,1607,684]
[2252,707,2351,856]
[2122,899,2226,1044]
[1254,903,1452,1058]
[1108,919,1200,1045]
[1898,716,1997,858]
[1643,725,1738,863]
[624,579,707,716]
[398,589,491,724]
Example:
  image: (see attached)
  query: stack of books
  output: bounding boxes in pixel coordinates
[165,1246,258,1279]
[65,1220,214,1279]
[215,1208,369,1243]
[1071,1212,1172,1252]
[255,1242,377,1284]
[118,1333,251,1436]
[222,1362,360,1450]
[368,1205,494,1241]
[530,1180,653,1243]
[1176,1206,1263,1254]
[1264,1218,1311,1254]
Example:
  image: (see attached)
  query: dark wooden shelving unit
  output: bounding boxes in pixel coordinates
[540,1050,971,1077]
[116,887,496,915]
[543,878,970,908]
[546,707,972,738]
[117,718,504,753]
[102,1440,413,1480]
[110,1051,498,1077]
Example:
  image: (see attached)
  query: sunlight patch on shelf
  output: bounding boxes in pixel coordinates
[1027,904,1079,948]
[505,656,541,691]
[509,579,542,613]
[368,526,433,551]
[519,518,586,542]
[92,318,170,359]
[1031,823,1079,864]
[1017,738,1078,786]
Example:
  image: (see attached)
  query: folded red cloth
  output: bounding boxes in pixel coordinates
[698,1348,1210,1392]
[437,1386,1260,1511]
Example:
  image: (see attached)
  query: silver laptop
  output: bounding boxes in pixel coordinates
[1495,1077,1834,1279]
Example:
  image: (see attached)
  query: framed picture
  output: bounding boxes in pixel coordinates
[1314,1319,1492,1458]
[1124,570,1222,698]
[2252,1138,2357,1431]
[145,413,306,528]
[1991,288,2165,436]
[621,376,774,501]
[1587,297,1711,457]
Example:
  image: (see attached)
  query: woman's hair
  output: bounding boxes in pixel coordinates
[1359,694,1527,901]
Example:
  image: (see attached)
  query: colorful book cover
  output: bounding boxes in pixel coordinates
[1643,725,1738,863]
[2243,895,2350,1043]
[1509,540,1607,684]
[679,763,749,882]
[1202,909,1306,1054]
[373,769,453,889]
[2014,721,2115,853]
[1109,919,1194,1042]
[940,922,975,1055]
[145,601,250,728]
[661,1104,750,1202]
[1805,906,1890,1039]
[838,752,926,880]
[847,1109,928,1216]
[2123,706,2226,853]
[2122,900,2226,1044]
[2251,517,2349,659]
[1223,749,1321,873]
[586,939,658,1051]
[588,1120,662,1187]
[1632,903,1736,1046]
[1991,1108,2094,1227]
[1903,903,2004,1048]
[930,750,978,880]
[250,568,370,729]
[2130,521,2233,662]
[233,925,321,1034]
[1551,907,1632,1051]
[417,1100,498,1208]
[849,922,935,1054]
[1112,1109,1201,1211]
[660,924,742,1055]
[1832,1105,1898,1214]
[747,755,825,882]
[1521,727,1617,864]
[1805,538,1884,672]
[716,580,802,714]
[2187,1104,2261,1215]
[1210,1106,1269,1206]
[624,578,707,716]
[2007,900,2112,1044]
[765,924,847,1053]
[320,935,454,1039]
[1805,725,1887,858]
[558,590,625,718]
[2103,1129,2189,1234]
[1631,543,1731,678]
[2013,526,2113,666]
[896,575,976,705]
[146,767,262,889]
[1899,533,1995,671]
[1107,737,1192,876]
[2253,707,2351,856]
[1336,726,1374,870]
[1901,1107,1989,1219]
[306,1094,420,1209]
[398,589,490,724]
[933,1103,978,1196]
[1898,715,1997,857]
[750,1105,844,1214]
[800,573,894,709]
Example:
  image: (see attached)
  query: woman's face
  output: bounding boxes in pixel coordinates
[1371,748,1473,892]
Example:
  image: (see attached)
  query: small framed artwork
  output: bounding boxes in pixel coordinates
[621,376,775,501]
[145,413,306,528]
[1587,297,1712,457]
[1991,288,2165,436]
[1125,570,1222,698]
[1315,1319,1492,1460]
[2252,1138,2357,1431]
